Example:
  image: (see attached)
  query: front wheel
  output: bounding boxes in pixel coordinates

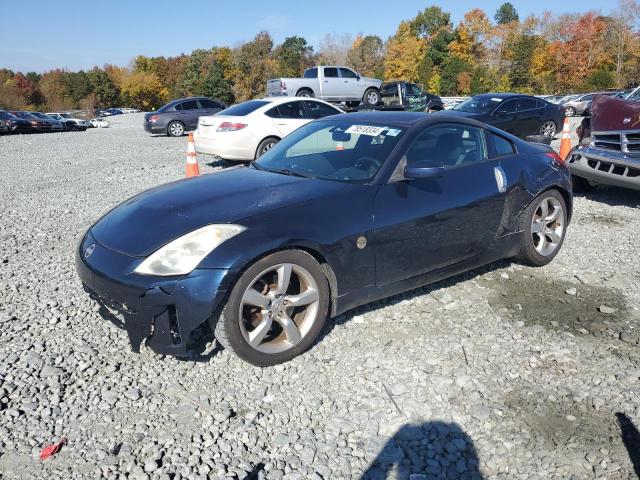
[539,120,557,138]
[363,88,380,107]
[167,121,185,137]
[214,250,330,366]
[515,190,568,267]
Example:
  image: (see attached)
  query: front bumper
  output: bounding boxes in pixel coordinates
[567,146,640,191]
[76,231,233,356]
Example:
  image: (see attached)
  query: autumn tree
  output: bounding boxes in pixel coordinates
[410,6,451,37]
[347,35,385,78]
[119,71,168,109]
[384,22,426,82]
[233,31,278,101]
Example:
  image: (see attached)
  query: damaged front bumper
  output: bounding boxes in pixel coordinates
[75,231,232,356]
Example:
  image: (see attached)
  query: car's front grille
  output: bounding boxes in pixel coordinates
[586,159,640,177]
[592,132,640,156]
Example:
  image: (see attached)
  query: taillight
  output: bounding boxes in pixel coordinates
[545,151,565,165]
[216,122,247,132]
[148,115,159,123]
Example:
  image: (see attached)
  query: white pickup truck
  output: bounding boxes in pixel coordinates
[267,66,383,107]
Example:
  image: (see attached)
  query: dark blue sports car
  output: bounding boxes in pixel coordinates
[76,112,572,366]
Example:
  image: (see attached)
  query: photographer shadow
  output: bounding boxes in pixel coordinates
[362,421,483,480]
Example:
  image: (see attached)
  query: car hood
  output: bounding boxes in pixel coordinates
[361,76,382,86]
[91,166,350,257]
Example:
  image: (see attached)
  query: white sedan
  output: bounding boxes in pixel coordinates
[90,118,110,128]
[193,97,342,161]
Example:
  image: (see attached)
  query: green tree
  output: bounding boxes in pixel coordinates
[440,56,471,95]
[273,36,314,77]
[176,49,211,96]
[411,6,451,37]
[200,60,234,104]
[495,3,519,25]
[347,35,385,78]
[585,67,615,90]
[509,34,538,90]
[63,71,93,104]
[88,68,119,107]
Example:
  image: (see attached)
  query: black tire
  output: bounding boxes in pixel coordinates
[362,88,380,107]
[572,174,595,193]
[167,121,185,137]
[514,189,568,267]
[296,88,314,98]
[565,106,576,117]
[255,137,280,159]
[214,250,330,366]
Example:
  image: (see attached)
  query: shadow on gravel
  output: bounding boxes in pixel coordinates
[361,421,482,479]
[616,412,640,477]
[575,186,640,208]
[317,260,511,345]
[205,158,237,169]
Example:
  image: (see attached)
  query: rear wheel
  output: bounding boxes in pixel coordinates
[256,137,279,159]
[515,190,567,267]
[296,89,314,98]
[167,121,185,137]
[214,250,330,366]
[363,88,380,107]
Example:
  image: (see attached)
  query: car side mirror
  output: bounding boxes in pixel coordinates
[404,162,445,180]
[356,74,361,81]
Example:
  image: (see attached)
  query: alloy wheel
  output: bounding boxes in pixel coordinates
[169,122,184,136]
[260,141,276,156]
[239,263,320,354]
[531,196,565,256]
[540,121,556,137]
[366,90,379,105]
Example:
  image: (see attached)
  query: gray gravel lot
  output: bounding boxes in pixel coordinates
[1,113,640,479]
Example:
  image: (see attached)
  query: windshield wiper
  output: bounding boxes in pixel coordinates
[274,168,312,178]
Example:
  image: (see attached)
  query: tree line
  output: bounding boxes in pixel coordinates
[1,2,639,111]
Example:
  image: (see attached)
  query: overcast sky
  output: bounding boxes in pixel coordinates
[0,0,619,72]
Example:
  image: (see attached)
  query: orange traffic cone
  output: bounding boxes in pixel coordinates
[186,133,200,177]
[558,118,572,161]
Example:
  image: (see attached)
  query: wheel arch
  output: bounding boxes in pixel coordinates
[296,87,315,97]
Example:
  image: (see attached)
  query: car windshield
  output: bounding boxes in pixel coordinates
[218,100,270,116]
[254,120,407,183]
[0,111,17,119]
[453,96,504,113]
[32,112,48,119]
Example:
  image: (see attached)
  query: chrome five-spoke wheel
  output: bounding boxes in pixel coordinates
[214,250,329,366]
[240,263,320,353]
[531,196,565,257]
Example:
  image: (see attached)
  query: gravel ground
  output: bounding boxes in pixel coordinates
[1,113,639,480]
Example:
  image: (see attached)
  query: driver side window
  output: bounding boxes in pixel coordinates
[495,100,517,115]
[405,124,488,168]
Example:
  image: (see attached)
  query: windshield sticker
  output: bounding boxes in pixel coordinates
[345,125,386,136]
[386,128,401,137]
[490,97,503,102]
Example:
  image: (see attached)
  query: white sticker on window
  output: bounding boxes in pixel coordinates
[490,97,503,102]
[386,128,401,137]
[345,125,386,136]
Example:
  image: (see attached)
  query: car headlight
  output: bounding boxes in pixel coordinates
[134,224,245,276]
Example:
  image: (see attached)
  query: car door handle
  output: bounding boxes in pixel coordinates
[276,122,287,126]
[344,81,349,83]
[324,80,329,83]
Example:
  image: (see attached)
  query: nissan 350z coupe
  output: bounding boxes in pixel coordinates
[77,112,572,366]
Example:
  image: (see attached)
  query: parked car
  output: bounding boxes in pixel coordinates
[90,117,110,128]
[445,93,564,139]
[194,97,342,160]
[372,81,443,112]
[567,94,640,192]
[543,94,567,104]
[46,113,91,131]
[144,97,227,137]
[30,112,65,131]
[267,66,383,107]
[0,110,32,133]
[562,92,616,117]
[10,111,53,132]
[0,119,9,134]
[624,86,640,100]
[77,111,572,365]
